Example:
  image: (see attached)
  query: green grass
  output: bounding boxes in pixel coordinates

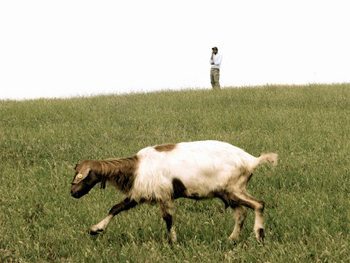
[1,84,349,262]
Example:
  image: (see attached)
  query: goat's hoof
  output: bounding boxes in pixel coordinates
[89,227,104,236]
[256,228,265,243]
[167,229,177,244]
[89,229,103,235]
[228,238,239,246]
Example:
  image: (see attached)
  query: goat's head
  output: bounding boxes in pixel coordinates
[71,160,104,198]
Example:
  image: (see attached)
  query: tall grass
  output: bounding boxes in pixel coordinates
[1,84,349,262]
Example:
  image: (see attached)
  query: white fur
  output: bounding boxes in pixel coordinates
[130,140,276,202]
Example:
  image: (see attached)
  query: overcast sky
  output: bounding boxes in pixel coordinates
[1,0,349,100]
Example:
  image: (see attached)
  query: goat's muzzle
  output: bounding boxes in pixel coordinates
[71,190,82,199]
[71,183,90,199]
[71,187,84,198]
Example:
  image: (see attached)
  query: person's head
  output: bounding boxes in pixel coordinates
[212,47,218,54]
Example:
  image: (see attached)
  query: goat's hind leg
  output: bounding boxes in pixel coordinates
[90,198,137,235]
[160,200,177,243]
[214,191,248,241]
[229,205,247,241]
[232,192,265,242]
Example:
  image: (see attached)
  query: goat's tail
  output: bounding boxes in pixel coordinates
[258,152,278,167]
[250,152,278,172]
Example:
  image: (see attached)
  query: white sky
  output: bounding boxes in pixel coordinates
[1,0,349,100]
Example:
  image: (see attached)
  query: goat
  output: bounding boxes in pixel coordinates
[70,140,278,243]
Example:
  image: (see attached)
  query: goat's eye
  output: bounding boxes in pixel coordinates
[76,173,83,179]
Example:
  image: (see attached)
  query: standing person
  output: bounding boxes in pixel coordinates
[210,47,222,90]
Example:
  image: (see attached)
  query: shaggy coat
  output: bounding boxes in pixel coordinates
[71,140,278,243]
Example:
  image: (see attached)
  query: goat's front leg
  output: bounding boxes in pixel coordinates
[160,200,177,243]
[90,198,137,235]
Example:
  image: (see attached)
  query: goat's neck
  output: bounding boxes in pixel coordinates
[99,157,138,193]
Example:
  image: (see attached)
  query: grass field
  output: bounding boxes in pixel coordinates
[0,84,349,262]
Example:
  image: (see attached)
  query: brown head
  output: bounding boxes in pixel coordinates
[71,160,105,199]
[71,157,139,198]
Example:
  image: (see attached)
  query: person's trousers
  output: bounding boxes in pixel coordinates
[210,68,220,90]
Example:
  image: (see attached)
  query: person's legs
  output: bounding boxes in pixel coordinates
[210,69,216,88]
[213,69,220,89]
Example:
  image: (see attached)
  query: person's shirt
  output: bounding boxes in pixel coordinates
[210,53,223,69]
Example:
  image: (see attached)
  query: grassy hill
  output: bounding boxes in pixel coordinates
[1,84,349,262]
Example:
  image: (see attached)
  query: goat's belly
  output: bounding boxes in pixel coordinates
[130,172,230,202]
[175,169,235,196]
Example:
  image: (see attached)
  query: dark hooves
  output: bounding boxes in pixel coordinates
[257,228,265,243]
[89,229,103,236]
